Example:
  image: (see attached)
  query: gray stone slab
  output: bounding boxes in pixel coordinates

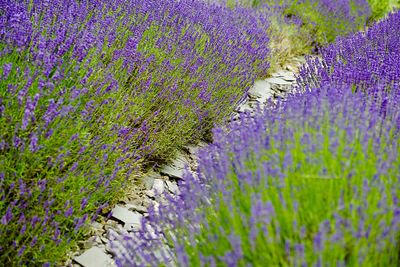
[160,153,189,179]
[111,205,142,225]
[145,190,155,198]
[272,70,296,81]
[265,77,293,85]
[152,179,165,194]
[123,222,141,232]
[125,203,147,213]
[184,141,207,157]
[235,101,252,113]
[142,171,162,190]
[74,247,115,267]
[165,180,179,195]
[248,80,274,103]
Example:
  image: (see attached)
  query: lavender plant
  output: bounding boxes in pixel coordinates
[297,10,400,92]
[112,84,400,266]
[0,0,270,264]
[111,12,400,267]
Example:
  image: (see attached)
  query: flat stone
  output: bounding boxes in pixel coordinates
[285,64,297,72]
[152,179,165,194]
[73,247,115,267]
[145,189,155,198]
[274,91,287,99]
[271,83,292,93]
[272,70,296,81]
[125,203,147,213]
[249,80,272,97]
[160,153,189,179]
[184,141,207,157]
[80,236,102,249]
[142,198,152,208]
[123,222,141,232]
[100,237,109,244]
[165,180,179,195]
[265,77,293,85]
[89,221,104,235]
[248,80,274,103]
[235,101,252,113]
[111,205,143,226]
[142,171,161,190]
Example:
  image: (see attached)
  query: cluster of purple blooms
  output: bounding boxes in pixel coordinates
[0,0,270,264]
[297,8,400,91]
[111,10,400,267]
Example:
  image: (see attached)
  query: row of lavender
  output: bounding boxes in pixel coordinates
[112,11,400,266]
[0,0,271,265]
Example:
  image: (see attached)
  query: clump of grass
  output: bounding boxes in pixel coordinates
[264,5,314,75]
[367,0,393,21]
[282,0,371,45]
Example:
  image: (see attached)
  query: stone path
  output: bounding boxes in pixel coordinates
[64,56,306,267]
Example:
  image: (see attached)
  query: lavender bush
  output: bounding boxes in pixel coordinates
[112,85,400,266]
[0,0,270,264]
[111,11,400,267]
[297,10,400,92]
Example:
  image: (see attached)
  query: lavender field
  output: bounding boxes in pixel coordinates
[1,0,399,266]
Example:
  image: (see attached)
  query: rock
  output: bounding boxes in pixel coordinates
[100,237,109,245]
[145,190,155,199]
[235,101,252,113]
[160,153,189,179]
[142,198,152,208]
[83,236,102,248]
[90,221,104,236]
[142,171,161,190]
[248,80,273,104]
[103,220,118,233]
[165,180,179,195]
[184,141,207,160]
[271,83,291,93]
[123,222,141,232]
[265,77,293,85]
[285,64,297,72]
[73,247,115,267]
[274,91,287,99]
[272,70,296,81]
[110,205,143,226]
[152,179,165,194]
[125,203,147,214]
[126,198,142,207]
[185,141,208,155]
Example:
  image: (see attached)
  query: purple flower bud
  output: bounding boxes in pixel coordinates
[30,236,37,246]
[64,206,73,217]
[1,207,13,225]
[17,245,26,256]
[80,197,88,210]
[2,63,12,79]
[29,133,39,152]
